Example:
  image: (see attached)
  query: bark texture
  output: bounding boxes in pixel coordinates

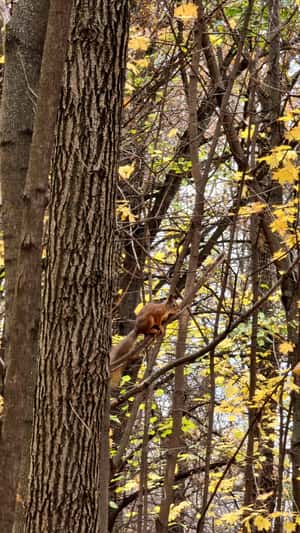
[0,1,72,531]
[0,0,49,354]
[0,1,49,531]
[25,1,129,532]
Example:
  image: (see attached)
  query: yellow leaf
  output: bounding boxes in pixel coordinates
[269,216,288,237]
[119,163,135,180]
[285,522,297,532]
[128,36,150,51]
[279,342,295,355]
[0,55,5,64]
[258,146,297,169]
[243,519,252,533]
[127,61,139,75]
[278,113,294,122]
[116,201,137,222]
[240,125,255,140]
[169,501,191,522]
[257,154,280,168]
[238,201,266,216]
[209,34,223,46]
[254,515,271,531]
[174,3,198,20]
[286,125,300,141]
[135,57,150,68]
[228,17,237,29]
[167,128,178,138]
[272,249,287,261]
[293,362,300,375]
[272,162,298,185]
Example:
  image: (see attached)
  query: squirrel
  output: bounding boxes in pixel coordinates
[110,295,179,385]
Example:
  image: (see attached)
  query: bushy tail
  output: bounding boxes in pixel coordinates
[110,330,138,388]
[110,329,137,364]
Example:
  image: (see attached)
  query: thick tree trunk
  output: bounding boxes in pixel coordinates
[25,1,129,532]
[0,0,49,360]
[0,1,72,531]
[0,1,49,531]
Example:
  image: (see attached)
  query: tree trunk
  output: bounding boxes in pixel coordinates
[0,0,49,390]
[0,1,50,530]
[25,1,129,531]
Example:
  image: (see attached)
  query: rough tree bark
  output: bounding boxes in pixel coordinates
[25,1,129,532]
[0,2,72,531]
[0,0,49,352]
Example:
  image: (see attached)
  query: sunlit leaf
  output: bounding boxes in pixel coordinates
[240,125,255,140]
[167,128,178,138]
[119,162,135,180]
[285,125,300,141]
[285,521,297,532]
[269,216,288,237]
[253,515,271,531]
[278,342,295,355]
[272,161,298,185]
[116,200,137,222]
[128,35,150,51]
[293,362,300,375]
[169,501,191,523]
[174,3,198,20]
[238,201,266,216]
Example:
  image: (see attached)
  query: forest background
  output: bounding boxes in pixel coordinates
[1,0,300,532]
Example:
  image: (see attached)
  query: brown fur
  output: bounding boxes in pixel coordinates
[110,296,178,385]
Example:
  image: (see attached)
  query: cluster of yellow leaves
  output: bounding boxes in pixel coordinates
[174,3,198,21]
[218,507,300,532]
[258,129,300,186]
[209,473,238,496]
[116,200,137,222]
[114,477,139,494]
[128,35,150,51]
[270,202,297,239]
[258,145,297,169]
[249,375,284,408]
[127,59,150,76]
[249,515,271,532]
[169,501,191,523]
[277,108,300,122]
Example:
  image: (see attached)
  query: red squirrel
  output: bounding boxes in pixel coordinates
[110,295,179,367]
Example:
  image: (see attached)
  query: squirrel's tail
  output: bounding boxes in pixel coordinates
[110,330,138,388]
[110,329,138,364]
